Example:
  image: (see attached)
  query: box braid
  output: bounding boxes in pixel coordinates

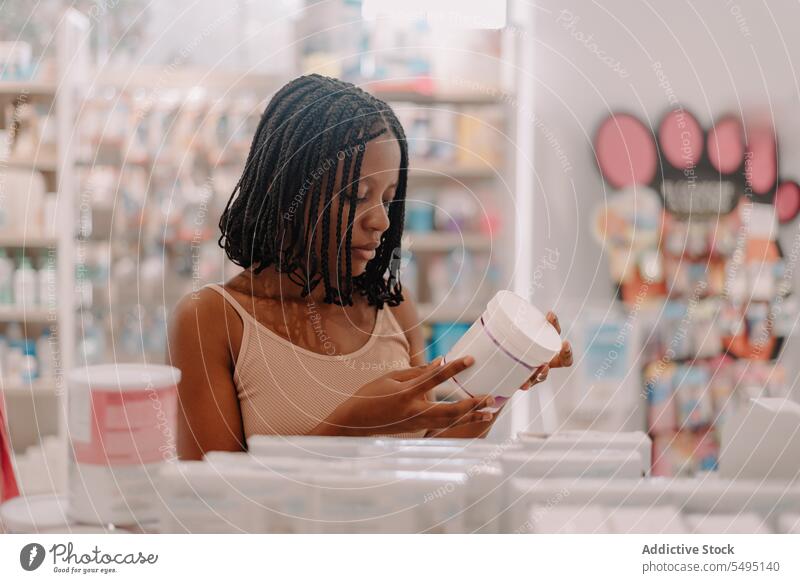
[218,74,408,308]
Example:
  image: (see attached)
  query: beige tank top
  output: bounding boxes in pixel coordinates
[206,284,426,439]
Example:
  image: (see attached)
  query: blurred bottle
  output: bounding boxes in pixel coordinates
[14,254,38,308]
[0,249,13,305]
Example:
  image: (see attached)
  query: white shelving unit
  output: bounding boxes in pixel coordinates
[1,9,89,476]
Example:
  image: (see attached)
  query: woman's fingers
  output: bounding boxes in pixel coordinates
[389,357,442,382]
[546,311,561,334]
[405,356,474,395]
[422,395,494,426]
[548,340,573,368]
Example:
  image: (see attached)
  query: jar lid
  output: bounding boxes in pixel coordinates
[485,291,561,367]
[67,364,181,391]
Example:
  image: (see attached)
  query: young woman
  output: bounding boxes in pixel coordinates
[168,74,572,460]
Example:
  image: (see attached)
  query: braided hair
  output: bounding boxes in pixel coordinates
[218,74,408,308]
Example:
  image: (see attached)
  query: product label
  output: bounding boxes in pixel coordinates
[71,386,177,465]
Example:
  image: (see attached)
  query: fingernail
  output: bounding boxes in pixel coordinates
[487,397,496,406]
[565,342,572,353]
[463,356,475,366]
[481,413,492,421]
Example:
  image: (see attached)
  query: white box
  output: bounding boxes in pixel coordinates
[501,450,642,480]
[607,506,687,534]
[719,398,800,481]
[528,505,610,534]
[685,513,771,534]
[518,430,651,476]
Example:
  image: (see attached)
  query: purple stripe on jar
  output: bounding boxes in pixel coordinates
[480,317,537,371]
[441,354,474,397]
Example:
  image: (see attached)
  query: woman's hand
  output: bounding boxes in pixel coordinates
[520,311,574,392]
[311,356,495,436]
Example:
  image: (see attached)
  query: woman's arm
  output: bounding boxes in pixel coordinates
[167,288,247,460]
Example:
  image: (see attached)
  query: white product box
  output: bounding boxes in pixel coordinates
[778,514,800,534]
[247,435,377,460]
[313,470,468,534]
[685,513,772,534]
[503,478,669,533]
[518,430,651,476]
[355,456,503,533]
[719,398,800,481]
[607,505,687,534]
[157,461,318,533]
[528,505,610,534]
[501,450,642,480]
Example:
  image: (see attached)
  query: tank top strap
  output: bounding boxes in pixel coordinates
[204,283,258,326]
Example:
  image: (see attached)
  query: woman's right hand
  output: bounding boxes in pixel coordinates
[311,356,495,436]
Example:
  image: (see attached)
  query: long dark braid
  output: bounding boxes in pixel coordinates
[218,74,408,307]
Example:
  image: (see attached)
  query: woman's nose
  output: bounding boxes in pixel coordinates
[361,200,391,233]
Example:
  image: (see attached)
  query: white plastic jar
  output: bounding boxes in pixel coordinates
[440,291,561,401]
[66,364,180,526]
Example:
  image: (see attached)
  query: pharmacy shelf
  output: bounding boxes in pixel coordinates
[1,379,59,396]
[3,155,58,172]
[0,80,56,98]
[0,235,57,248]
[418,303,482,323]
[370,89,506,106]
[0,307,53,324]
[408,163,495,181]
[404,232,492,253]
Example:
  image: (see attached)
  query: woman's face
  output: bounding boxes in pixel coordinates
[308,135,401,282]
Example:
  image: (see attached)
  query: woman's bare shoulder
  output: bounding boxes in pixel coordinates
[170,286,244,345]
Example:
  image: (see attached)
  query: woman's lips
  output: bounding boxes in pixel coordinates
[352,247,376,260]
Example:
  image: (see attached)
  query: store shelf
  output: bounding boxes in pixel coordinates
[0,234,58,248]
[408,163,495,180]
[404,232,492,253]
[3,155,58,172]
[1,378,59,396]
[418,303,482,323]
[0,80,56,98]
[370,89,506,106]
[0,306,54,323]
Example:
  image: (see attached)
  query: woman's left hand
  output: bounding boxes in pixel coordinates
[520,311,573,391]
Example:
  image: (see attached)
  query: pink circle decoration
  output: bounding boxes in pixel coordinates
[746,126,778,196]
[707,117,745,174]
[658,109,703,170]
[775,181,800,224]
[595,113,658,188]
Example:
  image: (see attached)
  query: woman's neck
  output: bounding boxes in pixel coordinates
[234,267,341,306]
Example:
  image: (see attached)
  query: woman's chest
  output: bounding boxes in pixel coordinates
[248,299,378,356]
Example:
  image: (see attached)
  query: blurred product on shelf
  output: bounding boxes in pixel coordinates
[0,250,13,304]
[0,41,33,80]
[13,254,37,307]
[0,169,46,237]
[0,322,57,386]
[427,322,471,362]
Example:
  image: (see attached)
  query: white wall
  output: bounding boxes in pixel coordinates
[532,0,800,428]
